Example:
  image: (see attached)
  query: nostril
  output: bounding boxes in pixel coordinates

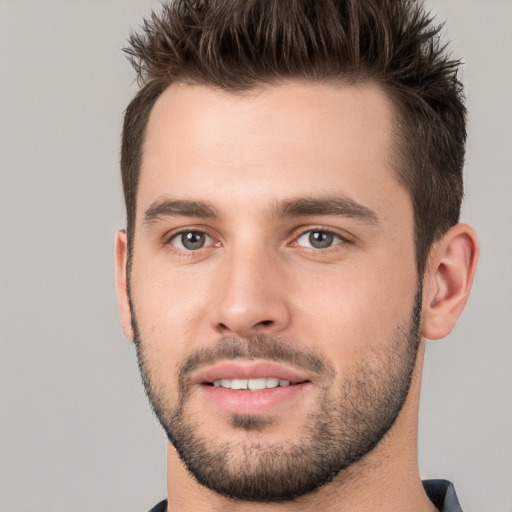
[215,314,283,336]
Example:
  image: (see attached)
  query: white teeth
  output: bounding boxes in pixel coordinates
[248,378,266,390]
[212,378,293,390]
[230,379,248,390]
[266,378,279,388]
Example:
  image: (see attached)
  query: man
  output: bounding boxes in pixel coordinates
[114,1,479,510]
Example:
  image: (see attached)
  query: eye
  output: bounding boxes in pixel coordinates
[169,231,214,251]
[296,230,344,249]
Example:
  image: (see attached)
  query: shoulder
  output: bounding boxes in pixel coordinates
[147,499,167,512]
[423,479,463,512]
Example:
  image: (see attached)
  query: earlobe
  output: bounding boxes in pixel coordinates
[115,230,134,341]
[421,223,479,340]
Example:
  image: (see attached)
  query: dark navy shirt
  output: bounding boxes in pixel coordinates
[148,479,462,511]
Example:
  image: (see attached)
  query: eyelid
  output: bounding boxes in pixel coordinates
[161,224,352,253]
[171,231,213,250]
[289,226,352,249]
[163,226,221,250]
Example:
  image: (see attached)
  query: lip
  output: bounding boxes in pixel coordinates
[193,360,312,415]
[192,360,311,385]
[201,383,311,415]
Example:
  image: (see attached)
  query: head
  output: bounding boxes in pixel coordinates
[121,0,467,277]
[116,0,477,504]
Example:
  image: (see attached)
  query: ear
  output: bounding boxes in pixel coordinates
[115,230,134,341]
[421,223,479,340]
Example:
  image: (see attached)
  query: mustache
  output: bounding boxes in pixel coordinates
[178,335,334,382]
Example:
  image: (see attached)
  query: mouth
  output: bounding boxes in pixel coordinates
[194,360,311,388]
[194,361,312,415]
[208,377,298,390]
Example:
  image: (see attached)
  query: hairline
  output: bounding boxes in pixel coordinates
[125,76,439,278]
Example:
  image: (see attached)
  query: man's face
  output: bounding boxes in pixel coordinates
[124,82,421,500]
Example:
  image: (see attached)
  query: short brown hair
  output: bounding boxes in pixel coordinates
[121,0,466,275]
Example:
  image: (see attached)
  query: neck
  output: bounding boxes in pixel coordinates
[165,342,436,512]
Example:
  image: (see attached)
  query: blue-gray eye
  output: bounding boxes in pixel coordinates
[171,231,212,250]
[296,230,342,249]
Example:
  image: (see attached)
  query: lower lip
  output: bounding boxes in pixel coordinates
[200,383,311,415]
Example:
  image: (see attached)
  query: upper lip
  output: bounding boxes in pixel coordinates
[192,360,311,385]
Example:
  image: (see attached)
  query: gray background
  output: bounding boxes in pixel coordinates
[0,0,510,511]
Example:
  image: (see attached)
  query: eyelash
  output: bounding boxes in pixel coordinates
[164,226,351,256]
[164,228,218,256]
[292,227,348,251]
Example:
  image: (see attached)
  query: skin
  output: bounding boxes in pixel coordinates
[115,81,478,511]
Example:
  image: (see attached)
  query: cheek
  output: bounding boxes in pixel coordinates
[291,259,418,370]
[130,258,216,360]
[130,270,198,408]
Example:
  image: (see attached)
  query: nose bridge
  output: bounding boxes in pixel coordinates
[212,238,290,336]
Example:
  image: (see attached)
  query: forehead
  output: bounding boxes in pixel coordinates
[139,81,406,219]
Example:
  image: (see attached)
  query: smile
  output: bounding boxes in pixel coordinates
[194,361,313,414]
[210,377,292,390]
[194,360,311,388]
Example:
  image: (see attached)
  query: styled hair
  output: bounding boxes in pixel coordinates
[121,0,466,275]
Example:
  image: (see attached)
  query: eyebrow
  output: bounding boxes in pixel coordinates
[143,199,218,225]
[143,195,379,226]
[273,196,379,224]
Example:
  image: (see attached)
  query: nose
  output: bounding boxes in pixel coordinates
[211,246,291,338]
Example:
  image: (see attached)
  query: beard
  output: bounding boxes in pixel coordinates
[132,287,422,503]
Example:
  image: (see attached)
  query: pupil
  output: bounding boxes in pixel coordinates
[183,232,205,250]
[309,231,333,249]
